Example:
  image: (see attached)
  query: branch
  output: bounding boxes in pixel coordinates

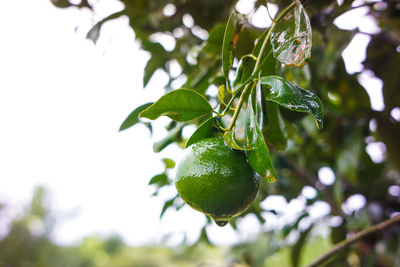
[306,214,400,267]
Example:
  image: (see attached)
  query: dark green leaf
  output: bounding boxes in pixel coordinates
[162,158,175,169]
[139,89,213,122]
[233,55,256,88]
[331,223,347,244]
[87,11,125,44]
[222,11,245,78]
[246,96,277,182]
[270,1,311,67]
[203,24,225,54]
[263,101,287,150]
[311,27,355,79]
[143,56,162,87]
[235,26,259,59]
[250,28,278,77]
[333,178,344,208]
[260,76,323,129]
[252,28,269,57]
[160,195,177,219]
[50,0,72,8]
[141,41,169,87]
[185,59,219,95]
[218,84,232,107]
[186,117,216,148]
[119,102,153,131]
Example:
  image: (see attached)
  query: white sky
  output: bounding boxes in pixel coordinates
[0,0,210,246]
[0,0,383,246]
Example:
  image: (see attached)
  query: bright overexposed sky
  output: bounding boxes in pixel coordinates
[0,0,384,246]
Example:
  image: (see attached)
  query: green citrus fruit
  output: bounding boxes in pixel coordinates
[175,137,259,227]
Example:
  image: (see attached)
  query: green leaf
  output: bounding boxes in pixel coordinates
[246,96,277,182]
[160,195,178,219]
[50,0,72,8]
[186,117,216,148]
[223,100,254,151]
[260,76,323,129]
[162,158,175,169]
[222,11,245,79]
[270,1,311,67]
[153,124,183,153]
[139,89,213,122]
[141,41,169,87]
[149,173,169,187]
[203,24,225,54]
[87,11,125,44]
[252,28,269,57]
[223,130,247,151]
[218,84,232,107]
[263,101,288,150]
[233,55,256,88]
[119,102,154,131]
[250,28,278,77]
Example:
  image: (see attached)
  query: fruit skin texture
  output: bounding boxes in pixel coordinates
[175,137,259,225]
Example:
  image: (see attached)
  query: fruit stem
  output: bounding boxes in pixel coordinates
[216,88,243,117]
[226,81,255,131]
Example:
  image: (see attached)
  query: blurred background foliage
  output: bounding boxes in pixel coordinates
[2,0,399,266]
[0,186,331,266]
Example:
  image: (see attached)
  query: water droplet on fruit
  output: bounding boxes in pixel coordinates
[214,219,229,227]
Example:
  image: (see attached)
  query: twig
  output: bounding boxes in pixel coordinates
[306,214,400,267]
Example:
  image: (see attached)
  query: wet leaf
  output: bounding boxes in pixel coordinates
[140,89,213,122]
[246,94,277,182]
[186,117,216,148]
[222,11,245,78]
[119,102,153,131]
[270,1,311,67]
[263,101,288,150]
[260,76,323,129]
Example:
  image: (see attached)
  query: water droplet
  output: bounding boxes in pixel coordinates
[214,220,229,227]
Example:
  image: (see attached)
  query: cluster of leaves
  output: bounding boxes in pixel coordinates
[124,1,323,184]
[51,0,400,266]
